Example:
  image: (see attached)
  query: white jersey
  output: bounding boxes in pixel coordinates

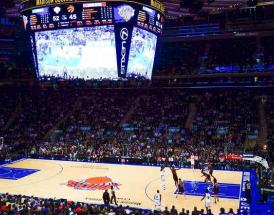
[160,169,165,181]
[160,169,166,190]
[205,193,211,207]
[190,155,195,165]
[154,193,161,210]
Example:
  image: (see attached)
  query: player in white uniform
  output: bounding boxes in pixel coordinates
[160,165,166,191]
[154,190,162,211]
[190,153,195,170]
[201,189,211,213]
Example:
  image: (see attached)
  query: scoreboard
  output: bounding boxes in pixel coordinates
[20,0,164,13]
[22,1,164,35]
[20,0,164,80]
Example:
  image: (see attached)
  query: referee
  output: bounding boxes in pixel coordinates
[110,185,118,205]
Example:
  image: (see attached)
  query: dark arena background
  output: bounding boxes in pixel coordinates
[0,0,274,215]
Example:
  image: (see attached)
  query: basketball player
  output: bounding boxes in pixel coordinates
[110,185,118,205]
[190,153,195,170]
[213,177,219,203]
[154,190,162,211]
[170,165,180,188]
[201,165,211,183]
[160,165,166,191]
[78,46,82,56]
[176,178,185,198]
[201,189,211,213]
[208,162,214,177]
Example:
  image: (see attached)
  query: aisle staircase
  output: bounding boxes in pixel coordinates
[119,96,143,126]
[43,98,82,140]
[2,97,21,132]
[184,102,197,129]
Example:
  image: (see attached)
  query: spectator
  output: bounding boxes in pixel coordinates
[228,208,235,214]
[192,206,200,215]
[171,205,178,215]
[163,206,170,215]
[219,208,226,215]
[245,180,252,204]
[201,209,206,215]
[208,209,214,215]
[179,208,186,215]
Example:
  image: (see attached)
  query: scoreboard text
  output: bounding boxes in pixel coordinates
[36,0,75,6]
[22,1,164,34]
[21,0,164,13]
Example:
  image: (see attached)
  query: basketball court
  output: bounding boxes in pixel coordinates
[0,159,244,214]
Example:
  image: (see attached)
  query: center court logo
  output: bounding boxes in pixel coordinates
[67,176,121,190]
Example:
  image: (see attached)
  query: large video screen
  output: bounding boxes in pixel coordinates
[127,27,157,80]
[35,25,118,79]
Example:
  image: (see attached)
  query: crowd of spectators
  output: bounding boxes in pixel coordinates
[0,88,265,170]
[1,90,80,161]
[25,90,191,164]
[191,91,258,156]
[0,193,252,215]
[265,96,274,165]
[0,90,17,130]
[0,89,19,161]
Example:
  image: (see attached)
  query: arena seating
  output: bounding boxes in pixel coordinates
[265,96,274,164]
[0,89,268,170]
[0,193,247,215]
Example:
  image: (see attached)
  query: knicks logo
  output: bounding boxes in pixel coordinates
[118,5,135,22]
[67,176,121,190]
